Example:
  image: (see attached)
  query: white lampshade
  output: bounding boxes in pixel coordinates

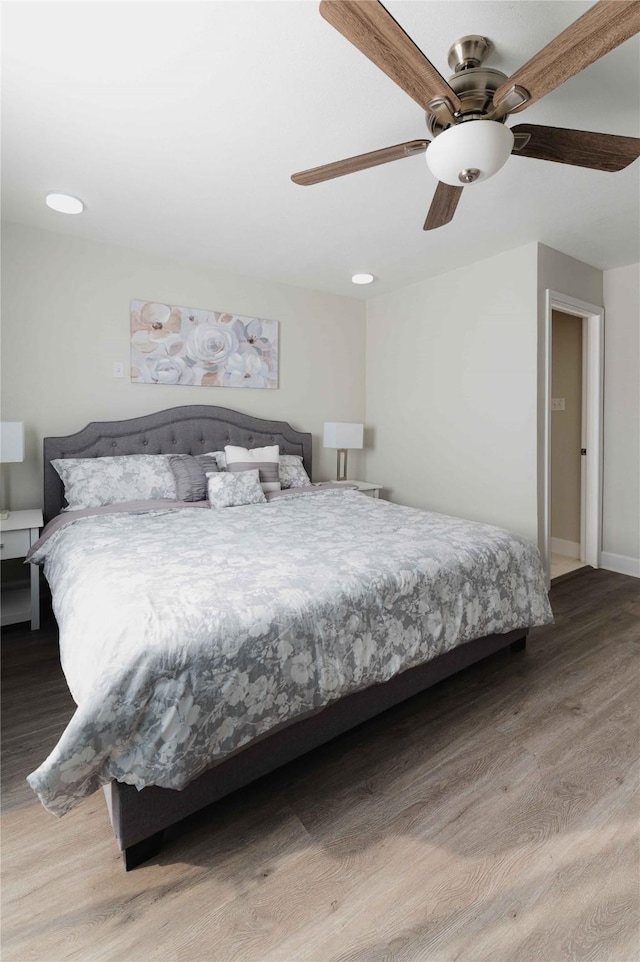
[0,422,25,463]
[426,120,514,186]
[323,422,364,450]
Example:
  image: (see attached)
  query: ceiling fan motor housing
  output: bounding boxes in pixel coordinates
[426,65,511,136]
[447,35,493,73]
[424,34,514,137]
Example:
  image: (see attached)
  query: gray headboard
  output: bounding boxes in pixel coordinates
[43,405,312,523]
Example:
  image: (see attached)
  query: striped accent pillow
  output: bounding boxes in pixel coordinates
[224,444,281,493]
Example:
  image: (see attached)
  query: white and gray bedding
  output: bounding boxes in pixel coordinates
[27,488,552,816]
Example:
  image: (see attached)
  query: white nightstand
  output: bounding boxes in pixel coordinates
[343,480,383,498]
[1,509,43,631]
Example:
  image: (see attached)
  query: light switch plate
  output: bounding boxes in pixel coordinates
[113,362,125,378]
[551,397,565,411]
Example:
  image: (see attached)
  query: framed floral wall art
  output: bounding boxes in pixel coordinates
[130,300,279,389]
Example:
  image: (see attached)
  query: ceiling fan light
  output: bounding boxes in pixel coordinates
[426,121,514,186]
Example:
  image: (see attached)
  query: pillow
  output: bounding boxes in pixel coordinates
[224,444,280,493]
[168,454,219,502]
[206,470,267,509]
[206,451,227,471]
[51,454,177,509]
[279,454,311,489]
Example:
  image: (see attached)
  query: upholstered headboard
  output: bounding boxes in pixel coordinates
[43,405,313,522]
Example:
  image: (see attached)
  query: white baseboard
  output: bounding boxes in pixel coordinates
[600,552,640,578]
[551,537,581,560]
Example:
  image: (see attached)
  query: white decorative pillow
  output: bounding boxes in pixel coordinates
[279,454,311,489]
[206,450,227,471]
[224,444,281,493]
[51,455,177,509]
[206,470,267,509]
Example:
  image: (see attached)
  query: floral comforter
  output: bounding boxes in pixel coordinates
[27,489,552,816]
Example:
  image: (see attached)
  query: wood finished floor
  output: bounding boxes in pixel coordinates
[2,569,639,962]
[550,554,588,580]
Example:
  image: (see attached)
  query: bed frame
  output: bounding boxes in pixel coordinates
[43,405,527,869]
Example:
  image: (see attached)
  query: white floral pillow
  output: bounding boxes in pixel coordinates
[52,455,177,509]
[206,451,227,470]
[206,469,267,509]
[279,454,312,489]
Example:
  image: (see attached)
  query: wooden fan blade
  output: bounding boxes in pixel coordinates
[319,0,462,113]
[493,0,640,113]
[423,183,463,231]
[512,124,640,172]
[291,139,429,186]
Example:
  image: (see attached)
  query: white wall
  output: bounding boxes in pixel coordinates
[4,225,634,573]
[602,262,640,574]
[365,243,540,543]
[1,223,366,510]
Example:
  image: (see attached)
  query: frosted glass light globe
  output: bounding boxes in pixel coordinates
[426,121,514,186]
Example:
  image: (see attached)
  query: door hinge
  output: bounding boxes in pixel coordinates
[581,448,587,456]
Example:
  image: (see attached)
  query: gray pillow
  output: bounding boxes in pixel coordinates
[168,454,219,502]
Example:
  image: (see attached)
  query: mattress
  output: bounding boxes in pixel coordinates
[27,488,552,816]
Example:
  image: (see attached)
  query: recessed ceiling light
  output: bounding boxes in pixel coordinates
[46,193,84,214]
[351,273,375,285]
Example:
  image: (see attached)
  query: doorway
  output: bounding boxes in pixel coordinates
[542,291,604,585]
[550,310,586,579]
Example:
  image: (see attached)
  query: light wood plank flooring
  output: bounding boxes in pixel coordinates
[2,569,639,962]
[551,553,588,580]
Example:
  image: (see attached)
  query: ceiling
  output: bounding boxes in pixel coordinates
[2,1,639,299]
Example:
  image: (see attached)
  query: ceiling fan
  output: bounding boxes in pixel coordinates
[291,0,640,230]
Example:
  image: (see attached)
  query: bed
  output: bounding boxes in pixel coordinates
[29,405,552,869]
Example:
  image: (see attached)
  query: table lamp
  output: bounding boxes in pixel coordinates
[323,422,364,481]
[1,421,25,520]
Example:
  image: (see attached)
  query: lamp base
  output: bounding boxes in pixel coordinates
[336,449,348,482]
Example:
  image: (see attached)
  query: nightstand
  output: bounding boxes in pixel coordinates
[344,480,383,499]
[1,509,43,631]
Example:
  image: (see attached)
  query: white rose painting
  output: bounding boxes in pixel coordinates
[130,300,279,389]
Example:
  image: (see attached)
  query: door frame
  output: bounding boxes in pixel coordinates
[543,290,604,582]
[580,317,588,563]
